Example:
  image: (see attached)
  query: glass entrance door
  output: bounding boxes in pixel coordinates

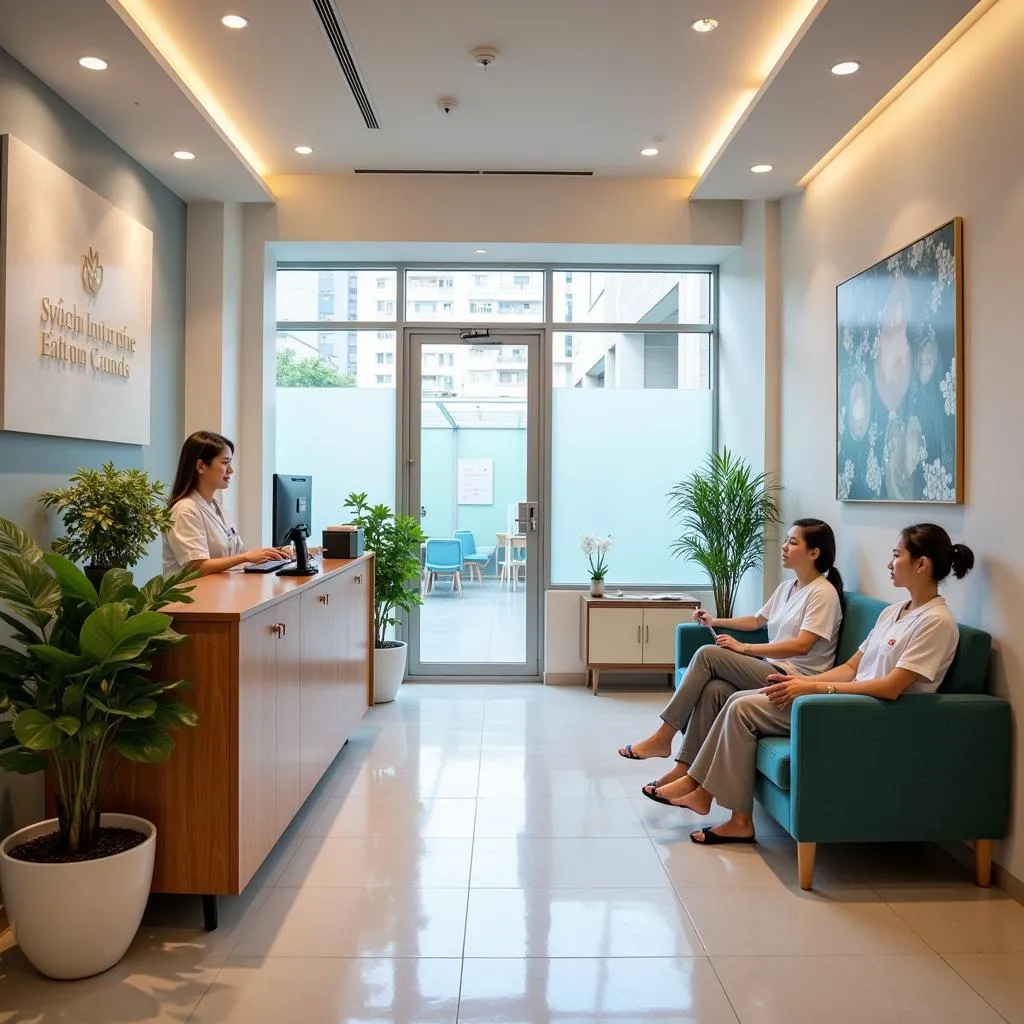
[405,330,542,678]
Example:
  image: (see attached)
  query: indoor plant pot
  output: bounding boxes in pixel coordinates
[373,641,408,704]
[0,813,156,979]
[343,492,426,704]
[0,516,198,979]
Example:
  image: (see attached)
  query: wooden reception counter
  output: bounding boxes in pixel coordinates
[101,555,374,908]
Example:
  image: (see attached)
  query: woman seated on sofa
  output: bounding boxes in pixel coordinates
[618,519,845,796]
[649,523,974,845]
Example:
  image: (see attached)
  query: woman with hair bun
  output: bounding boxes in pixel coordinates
[651,523,975,846]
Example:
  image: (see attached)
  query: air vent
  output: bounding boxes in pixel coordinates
[353,169,595,176]
[311,0,380,130]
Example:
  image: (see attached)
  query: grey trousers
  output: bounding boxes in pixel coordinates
[688,691,792,814]
[660,646,780,764]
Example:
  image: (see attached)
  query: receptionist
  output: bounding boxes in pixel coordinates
[162,431,292,576]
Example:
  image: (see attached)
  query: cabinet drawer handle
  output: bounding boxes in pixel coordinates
[353,575,362,584]
[637,625,641,644]
[645,625,649,643]
[318,594,328,605]
[272,622,286,638]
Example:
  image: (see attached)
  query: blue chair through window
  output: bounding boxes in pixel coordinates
[423,538,464,596]
[454,530,492,584]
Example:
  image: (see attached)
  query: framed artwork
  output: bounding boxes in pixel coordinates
[836,218,963,503]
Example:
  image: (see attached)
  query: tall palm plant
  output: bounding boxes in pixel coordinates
[667,449,782,618]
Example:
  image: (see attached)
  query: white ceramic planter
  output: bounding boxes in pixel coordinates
[0,812,156,980]
[374,641,408,703]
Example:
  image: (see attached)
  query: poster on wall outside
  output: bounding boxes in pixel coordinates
[835,218,963,503]
[458,458,493,505]
[0,134,153,445]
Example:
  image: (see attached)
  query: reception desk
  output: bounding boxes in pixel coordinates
[100,556,374,921]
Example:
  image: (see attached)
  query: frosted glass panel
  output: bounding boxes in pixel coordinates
[550,388,713,585]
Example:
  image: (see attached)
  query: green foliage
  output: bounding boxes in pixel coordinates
[276,348,357,388]
[667,448,783,618]
[343,492,426,648]
[0,516,198,855]
[39,462,174,570]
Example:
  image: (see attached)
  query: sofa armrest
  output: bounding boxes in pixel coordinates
[788,693,1011,842]
[675,623,768,674]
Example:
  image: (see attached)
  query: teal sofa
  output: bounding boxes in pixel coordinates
[675,591,1011,889]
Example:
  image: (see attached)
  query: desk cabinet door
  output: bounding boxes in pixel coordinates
[588,608,643,665]
[274,596,303,837]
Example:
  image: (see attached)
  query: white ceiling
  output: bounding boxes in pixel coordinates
[0,0,991,203]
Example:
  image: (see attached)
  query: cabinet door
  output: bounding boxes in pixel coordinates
[588,607,643,665]
[344,566,371,731]
[642,607,694,665]
[299,580,332,795]
[320,570,352,754]
[237,604,282,890]
[274,596,303,836]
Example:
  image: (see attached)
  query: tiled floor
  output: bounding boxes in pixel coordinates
[419,581,526,664]
[3,684,1023,1023]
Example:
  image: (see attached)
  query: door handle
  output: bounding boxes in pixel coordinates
[318,594,328,605]
[272,622,286,638]
[645,625,649,644]
[637,625,641,644]
[516,500,538,533]
[353,575,362,584]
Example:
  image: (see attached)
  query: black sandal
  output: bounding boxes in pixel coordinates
[689,826,756,845]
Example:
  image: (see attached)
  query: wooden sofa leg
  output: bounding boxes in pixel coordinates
[974,839,993,888]
[797,842,816,890]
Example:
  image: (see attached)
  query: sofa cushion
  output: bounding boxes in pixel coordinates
[756,737,791,791]
[835,592,888,663]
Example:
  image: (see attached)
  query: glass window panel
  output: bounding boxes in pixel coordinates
[406,270,544,322]
[276,270,397,322]
[275,330,395,541]
[552,271,711,325]
[550,332,713,586]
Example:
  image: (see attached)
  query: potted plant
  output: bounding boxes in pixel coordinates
[343,492,426,703]
[580,534,613,597]
[667,448,782,617]
[0,516,198,979]
[40,461,174,588]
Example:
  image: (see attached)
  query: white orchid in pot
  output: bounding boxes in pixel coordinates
[580,534,613,597]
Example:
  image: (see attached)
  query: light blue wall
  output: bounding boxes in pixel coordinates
[421,428,525,557]
[0,49,186,580]
[0,49,186,840]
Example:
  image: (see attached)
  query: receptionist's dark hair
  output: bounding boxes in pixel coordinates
[168,431,235,508]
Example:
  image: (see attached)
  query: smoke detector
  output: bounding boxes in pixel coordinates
[472,46,499,69]
[437,97,458,114]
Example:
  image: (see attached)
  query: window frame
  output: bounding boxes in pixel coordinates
[274,262,718,590]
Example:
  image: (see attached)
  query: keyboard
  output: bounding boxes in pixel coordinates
[243,559,296,574]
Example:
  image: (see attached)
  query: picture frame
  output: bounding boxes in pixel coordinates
[836,217,963,503]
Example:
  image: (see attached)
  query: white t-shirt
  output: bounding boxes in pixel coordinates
[856,596,959,694]
[757,574,843,676]
[162,492,245,575]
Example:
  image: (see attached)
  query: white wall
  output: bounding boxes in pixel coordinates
[780,0,1024,880]
[719,200,783,612]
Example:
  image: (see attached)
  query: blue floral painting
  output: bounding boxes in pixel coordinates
[836,219,963,503]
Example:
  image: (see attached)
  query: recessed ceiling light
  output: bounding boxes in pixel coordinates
[294,145,313,155]
[831,61,860,76]
[691,18,719,33]
[173,150,196,161]
[640,147,659,157]
[750,164,773,173]
[78,56,108,71]
[221,14,248,29]
[474,249,487,255]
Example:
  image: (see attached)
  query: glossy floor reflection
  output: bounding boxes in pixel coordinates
[418,581,526,664]
[1,684,1021,1023]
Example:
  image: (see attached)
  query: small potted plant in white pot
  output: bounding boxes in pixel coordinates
[343,492,426,703]
[40,461,174,588]
[581,534,613,597]
[0,517,198,979]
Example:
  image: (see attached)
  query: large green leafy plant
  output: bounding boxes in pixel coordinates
[40,462,174,572]
[343,493,427,648]
[668,448,783,618]
[0,518,198,855]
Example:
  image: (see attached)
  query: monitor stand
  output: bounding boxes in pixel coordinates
[277,526,320,576]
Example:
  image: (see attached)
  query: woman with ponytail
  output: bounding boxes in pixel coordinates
[618,519,845,796]
[653,523,974,846]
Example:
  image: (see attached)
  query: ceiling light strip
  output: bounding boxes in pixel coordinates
[108,0,271,195]
[799,0,1000,189]
[311,0,380,130]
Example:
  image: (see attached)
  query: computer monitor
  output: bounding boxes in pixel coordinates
[272,473,312,547]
